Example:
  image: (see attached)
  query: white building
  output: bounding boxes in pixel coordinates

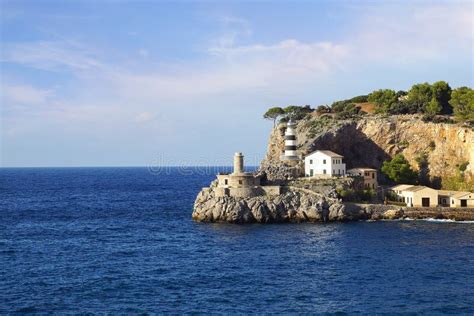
[281,119,299,161]
[391,185,438,207]
[304,150,346,177]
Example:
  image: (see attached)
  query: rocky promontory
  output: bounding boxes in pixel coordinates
[192,184,474,223]
[192,182,362,223]
[192,112,474,224]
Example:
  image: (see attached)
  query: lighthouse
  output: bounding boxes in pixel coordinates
[281,119,299,161]
[233,152,244,174]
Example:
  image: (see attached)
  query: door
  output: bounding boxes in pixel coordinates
[461,200,467,207]
[422,198,430,207]
[310,169,313,177]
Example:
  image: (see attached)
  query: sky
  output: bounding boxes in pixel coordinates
[1,0,473,167]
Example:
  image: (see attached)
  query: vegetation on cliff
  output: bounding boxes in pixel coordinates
[263,81,473,123]
[381,154,418,184]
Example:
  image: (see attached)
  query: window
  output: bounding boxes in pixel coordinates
[452,200,454,204]
[239,180,242,185]
[310,159,313,164]
[224,179,228,185]
[372,173,375,179]
[333,170,335,174]
[323,159,326,164]
[323,169,326,174]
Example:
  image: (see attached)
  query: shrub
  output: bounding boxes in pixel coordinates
[458,161,469,172]
[349,95,369,103]
[316,105,332,114]
[429,141,436,150]
[381,154,418,184]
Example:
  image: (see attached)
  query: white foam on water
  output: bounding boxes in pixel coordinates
[404,218,474,224]
[365,218,474,223]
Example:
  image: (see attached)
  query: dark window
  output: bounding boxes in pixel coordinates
[323,159,326,164]
[285,135,296,140]
[239,180,242,185]
[224,179,228,185]
[422,198,430,207]
[372,173,375,179]
[323,169,326,174]
[310,159,313,164]
[285,145,296,150]
[461,200,467,207]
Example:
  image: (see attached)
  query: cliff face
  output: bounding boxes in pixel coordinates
[260,115,473,185]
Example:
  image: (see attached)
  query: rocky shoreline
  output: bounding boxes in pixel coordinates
[192,186,474,223]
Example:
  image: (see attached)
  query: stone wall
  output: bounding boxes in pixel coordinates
[217,174,260,187]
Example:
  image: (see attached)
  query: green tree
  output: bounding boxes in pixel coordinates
[449,87,474,121]
[425,97,442,115]
[368,89,398,113]
[431,81,452,114]
[263,107,285,127]
[381,154,418,184]
[407,82,433,112]
[283,105,313,121]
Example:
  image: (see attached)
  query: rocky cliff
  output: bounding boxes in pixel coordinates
[192,183,362,223]
[260,114,473,186]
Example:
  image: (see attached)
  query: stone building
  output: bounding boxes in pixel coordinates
[214,152,281,198]
[347,168,378,189]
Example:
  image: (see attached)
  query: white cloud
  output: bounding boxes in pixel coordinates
[2,2,472,133]
[134,111,156,123]
[2,84,54,105]
[1,40,103,72]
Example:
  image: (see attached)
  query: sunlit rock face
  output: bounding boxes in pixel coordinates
[259,115,473,185]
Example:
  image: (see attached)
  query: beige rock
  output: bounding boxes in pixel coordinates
[383,209,403,220]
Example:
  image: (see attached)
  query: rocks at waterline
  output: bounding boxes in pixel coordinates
[192,186,367,223]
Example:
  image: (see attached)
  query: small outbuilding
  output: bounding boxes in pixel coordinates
[438,190,474,208]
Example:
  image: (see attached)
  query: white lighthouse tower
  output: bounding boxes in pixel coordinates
[281,119,299,161]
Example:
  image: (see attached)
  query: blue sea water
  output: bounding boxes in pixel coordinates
[1,167,473,314]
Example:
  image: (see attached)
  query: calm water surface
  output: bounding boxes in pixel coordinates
[1,167,473,313]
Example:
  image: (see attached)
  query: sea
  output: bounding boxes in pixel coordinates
[1,167,473,314]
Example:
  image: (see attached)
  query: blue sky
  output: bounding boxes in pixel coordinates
[1,0,472,167]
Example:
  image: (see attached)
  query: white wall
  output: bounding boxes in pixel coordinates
[304,151,346,177]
